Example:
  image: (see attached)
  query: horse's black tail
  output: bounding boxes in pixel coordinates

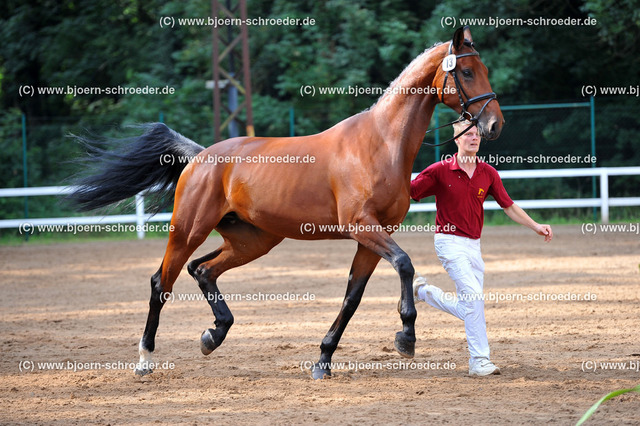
[67,123,205,213]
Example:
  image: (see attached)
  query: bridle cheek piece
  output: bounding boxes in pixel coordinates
[424,41,497,147]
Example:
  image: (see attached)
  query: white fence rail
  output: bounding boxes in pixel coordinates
[409,167,640,224]
[1,167,639,239]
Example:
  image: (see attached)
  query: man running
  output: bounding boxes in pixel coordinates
[410,120,553,376]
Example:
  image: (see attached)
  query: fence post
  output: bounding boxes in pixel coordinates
[289,106,295,137]
[135,193,145,239]
[599,169,609,224]
[590,96,597,221]
[22,114,29,241]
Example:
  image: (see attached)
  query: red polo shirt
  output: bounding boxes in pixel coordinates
[410,153,514,239]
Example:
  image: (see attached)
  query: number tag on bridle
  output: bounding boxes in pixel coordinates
[442,54,456,72]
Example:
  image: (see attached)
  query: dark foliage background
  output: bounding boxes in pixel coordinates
[1,0,638,225]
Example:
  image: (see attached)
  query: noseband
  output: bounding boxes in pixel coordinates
[424,41,497,147]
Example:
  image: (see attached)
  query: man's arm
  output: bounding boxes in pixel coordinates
[410,165,438,201]
[503,204,553,242]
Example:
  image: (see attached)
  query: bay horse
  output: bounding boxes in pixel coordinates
[70,26,503,379]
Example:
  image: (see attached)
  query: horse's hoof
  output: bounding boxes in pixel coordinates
[311,364,331,380]
[394,331,415,358]
[200,328,219,355]
[134,366,153,376]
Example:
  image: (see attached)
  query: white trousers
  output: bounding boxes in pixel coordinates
[417,233,490,366]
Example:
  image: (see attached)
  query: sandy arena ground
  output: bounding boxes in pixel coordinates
[1,225,639,424]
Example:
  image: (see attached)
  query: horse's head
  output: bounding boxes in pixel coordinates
[435,26,504,140]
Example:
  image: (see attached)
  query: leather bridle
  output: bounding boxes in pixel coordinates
[424,41,497,146]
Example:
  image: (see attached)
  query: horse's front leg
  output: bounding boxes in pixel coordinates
[311,221,417,379]
[350,221,417,358]
[311,243,381,379]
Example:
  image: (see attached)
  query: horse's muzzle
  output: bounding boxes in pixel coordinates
[479,116,504,141]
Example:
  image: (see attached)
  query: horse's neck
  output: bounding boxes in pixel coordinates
[371,52,441,175]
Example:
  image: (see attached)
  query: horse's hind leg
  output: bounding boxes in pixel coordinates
[134,212,217,376]
[187,219,283,355]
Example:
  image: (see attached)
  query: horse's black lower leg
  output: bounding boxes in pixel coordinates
[198,281,233,355]
[312,244,380,379]
[186,224,283,356]
[135,267,164,376]
[188,251,234,354]
[391,248,417,358]
[187,249,233,354]
[350,225,417,361]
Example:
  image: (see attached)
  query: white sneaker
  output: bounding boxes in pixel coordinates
[469,358,501,376]
[413,275,428,301]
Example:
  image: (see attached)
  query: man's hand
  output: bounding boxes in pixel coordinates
[504,204,553,242]
[533,223,553,242]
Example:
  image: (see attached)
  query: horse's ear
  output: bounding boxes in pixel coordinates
[452,27,465,51]
[453,26,474,51]
[463,26,473,45]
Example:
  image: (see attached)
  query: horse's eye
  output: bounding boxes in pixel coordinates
[462,69,473,78]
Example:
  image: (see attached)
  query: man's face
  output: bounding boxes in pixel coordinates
[455,126,480,154]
